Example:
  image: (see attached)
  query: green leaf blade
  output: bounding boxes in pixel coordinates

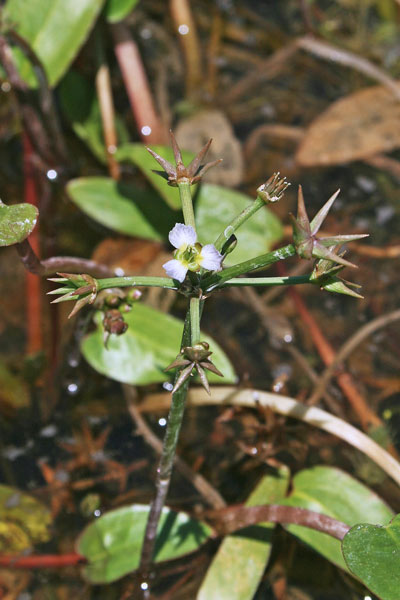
[4,0,105,86]
[0,201,38,246]
[282,466,394,571]
[77,504,213,584]
[105,0,139,23]
[66,176,175,240]
[342,514,400,600]
[198,467,290,600]
[81,304,236,386]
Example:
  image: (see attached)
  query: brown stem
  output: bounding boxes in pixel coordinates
[111,23,166,144]
[206,504,350,540]
[309,309,400,405]
[170,0,203,98]
[15,239,114,278]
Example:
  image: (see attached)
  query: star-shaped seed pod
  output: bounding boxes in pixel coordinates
[165,342,223,394]
[47,273,99,318]
[310,245,363,299]
[146,131,222,187]
[290,186,368,268]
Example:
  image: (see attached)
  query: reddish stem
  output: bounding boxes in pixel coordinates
[111,23,166,144]
[0,553,85,569]
[23,133,42,354]
[283,273,382,429]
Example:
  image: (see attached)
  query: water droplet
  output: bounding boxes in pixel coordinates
[67,382,79,395]
[178,24,189,35]
[140,581,149,591]
[158,418,167,427]
[140,27,152,39]
[107,144,117,154]
[141,126,152,136]
[46,169,58,180]
[94,509,101,517]
[1,82,11,93]
[39,424,58,438]
[114,267,125,276]
[163,382,173,391]
[283,333,292,343]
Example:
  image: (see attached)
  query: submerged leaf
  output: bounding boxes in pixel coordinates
[77,504,213,583]
[296,84,400,166]
[81,304,236,386]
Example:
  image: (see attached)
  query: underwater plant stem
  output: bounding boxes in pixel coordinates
[139,310,192,573]
[190,297,201,345]
[214,196,266,252]
[95,29,120,180]
[178,180,196,229]
[204,244,296,291]
[23,133,42,354]
[111,23,166,144]
[170,0,203,98]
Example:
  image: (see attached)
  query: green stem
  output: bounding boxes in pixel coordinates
[139,309,191,572]
[203,244,296,291]
[96,276,177,291]
[178,180,196,229]
[221,274,312,287]
[190,297,201,344]
[214,196,265,253]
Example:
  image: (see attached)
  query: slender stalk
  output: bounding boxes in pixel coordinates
[178,180,196,229]
[203,244,296,291]
[221,274,312,287]
[214,196,266,253]
[96,276,177,291]
[139,310,192,573]
[190,297,201,345]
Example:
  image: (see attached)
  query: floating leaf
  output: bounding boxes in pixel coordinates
[195,184,283,265]
[67,177,175,240]
[0,485,52,551]
[3,0,105,87]
[296,84,400,166]
[77,504,213,584]
[0,201,38,247]
[116,143,194,210]
[81,303,236,386]
[198,467,290,600]
[342,514,400,600]
[282,466,393,571]
[105,0,139,23]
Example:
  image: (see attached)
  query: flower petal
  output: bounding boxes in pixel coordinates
[163,259,188,282]
[199,244,223,272]
[169,223,197,249]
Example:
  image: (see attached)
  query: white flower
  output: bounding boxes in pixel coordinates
[163,223,223,282]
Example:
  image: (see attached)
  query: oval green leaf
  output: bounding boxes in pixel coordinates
[77,504,213,584]
[116,143,194,210]
[105,0,139,23]
[195,184,283,266]
[282,466,394,571]
[0,484,52,551]
[3,0,105,87]
[198,467,290,600]
[67,177,175,240]
[81,303,236,386]
[0,201,38,246]
[342,514,400,600]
